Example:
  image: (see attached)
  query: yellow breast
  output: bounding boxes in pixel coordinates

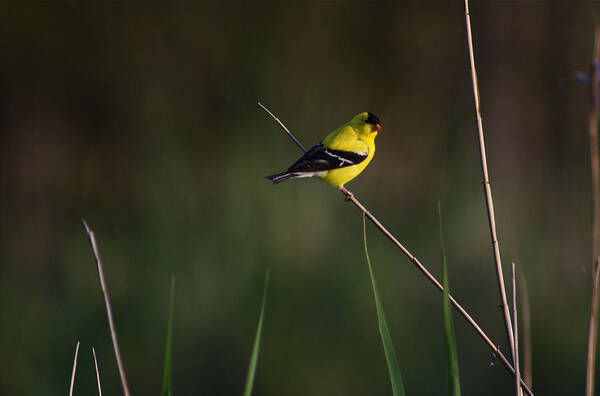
[320,132,376,187]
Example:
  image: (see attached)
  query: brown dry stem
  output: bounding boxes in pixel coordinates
[93,347,103,396]
[83,220,131,396]
[68,341,80,396]
[463,0,515,360]
[586,26,600,396]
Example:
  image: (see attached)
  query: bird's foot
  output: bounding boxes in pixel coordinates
[340,187,354,202]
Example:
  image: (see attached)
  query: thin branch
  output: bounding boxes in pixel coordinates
[259,103,534,396]
[587,256,600,396]
[258,102,307,153]
[590,26,600,265]
[512,263,522,396]
[463,0,515,360]
[517,264,533,389]
[82,220,131,396]
[93,347,103,396]
[586,26,600,396]
[69,341,80,396]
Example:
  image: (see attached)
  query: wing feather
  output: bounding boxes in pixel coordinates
[286,142,368,173]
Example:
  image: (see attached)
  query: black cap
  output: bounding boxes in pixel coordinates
[366,112,382,126]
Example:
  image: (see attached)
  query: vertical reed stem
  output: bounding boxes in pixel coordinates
[585,26,600,396]
[463,0,515,359]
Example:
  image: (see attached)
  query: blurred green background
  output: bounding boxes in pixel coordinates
[1,2,600,395]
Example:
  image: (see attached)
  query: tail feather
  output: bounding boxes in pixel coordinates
[265,172,296,184]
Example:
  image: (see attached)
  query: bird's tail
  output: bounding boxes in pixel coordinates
[265,171,296,184]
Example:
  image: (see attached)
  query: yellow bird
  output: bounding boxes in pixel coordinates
[266,112,382,191]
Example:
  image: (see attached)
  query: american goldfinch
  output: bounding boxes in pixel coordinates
[266,112,382,189]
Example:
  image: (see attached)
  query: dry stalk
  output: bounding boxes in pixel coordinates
[259,103,534,396]
[93,347,103,396]
[69,341,80,396]
[511,263,522,396]
[258,102,307,152]
[586,26,600,396]
[590,26,600,264]
[463,0,515,359]
[587,256,600,396]
[83,220,131,396]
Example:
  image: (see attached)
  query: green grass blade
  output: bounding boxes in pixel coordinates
[363,215,406,396]
[243,268,271,396]
[438,204,461,396]
[161,276,176,396]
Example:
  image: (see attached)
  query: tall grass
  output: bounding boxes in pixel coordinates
[439,206,461,396]
[243,269,271,396]
[161,277,176,396]
[363,215,406,396]
[511,263,522,396]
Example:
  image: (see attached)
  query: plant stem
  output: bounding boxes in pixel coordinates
[590,27,600,265]
[517,265,533,389]
[69,341,80,396]
[586,26,600,396]
[83,220,131,396]
[258,102,307,153]
[463,0,515,361]
[512,263,522,396]
[587,257,600,396]
[93,347,103,396]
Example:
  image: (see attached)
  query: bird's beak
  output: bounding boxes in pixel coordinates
[372,123,382,132]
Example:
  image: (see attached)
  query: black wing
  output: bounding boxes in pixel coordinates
[287,142,368,173]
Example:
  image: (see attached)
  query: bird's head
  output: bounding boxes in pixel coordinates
[352,112,382,137]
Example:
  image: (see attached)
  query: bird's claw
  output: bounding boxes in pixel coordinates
[344,190,354,202]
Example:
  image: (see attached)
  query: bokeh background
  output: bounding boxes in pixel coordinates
[2,2,600,395]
